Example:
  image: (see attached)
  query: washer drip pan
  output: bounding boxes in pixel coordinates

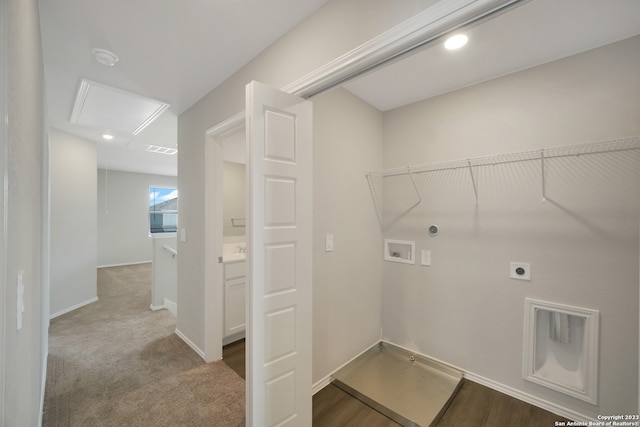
[332,342,463,427]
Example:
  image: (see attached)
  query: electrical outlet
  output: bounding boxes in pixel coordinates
[510,262,531,281]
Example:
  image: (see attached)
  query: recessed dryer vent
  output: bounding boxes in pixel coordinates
[523,298,599,404]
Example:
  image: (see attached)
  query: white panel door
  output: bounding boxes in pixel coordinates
[245,81,313,426]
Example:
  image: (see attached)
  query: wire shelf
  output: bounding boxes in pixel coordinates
[368,136,640,178]
[365,136,640,219]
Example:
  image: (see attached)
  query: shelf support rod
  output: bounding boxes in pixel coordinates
[540,149,547,202]
[407,167,422,209]
[366,173,384,226]
[467,160,478,205]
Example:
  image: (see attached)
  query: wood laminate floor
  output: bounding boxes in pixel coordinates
[222,340,571,427]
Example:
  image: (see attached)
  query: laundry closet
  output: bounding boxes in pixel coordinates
[310,32,640,422]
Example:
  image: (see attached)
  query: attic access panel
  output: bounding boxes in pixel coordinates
[70,79,169,135]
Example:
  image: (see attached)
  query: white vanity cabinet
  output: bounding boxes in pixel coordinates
[223,260,246,339]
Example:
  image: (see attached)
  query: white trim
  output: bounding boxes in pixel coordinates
[463,371,595,422]
[202,129,226,363]
[0,0,7,420]
[149,298,177,317]
[49,297,98,319]
[175,328,206,361]
[203,2,526,111]
[38,350,47,427]
[206,111,244,137]
[222,331,245,347]
[282,0,524,99]
[312,376,332,396]
[97,260,151,269]
[204,115,245,365]
[312,338,380,396]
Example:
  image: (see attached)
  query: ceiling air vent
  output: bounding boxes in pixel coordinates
[70,79,169,135]
[127,142,177,156]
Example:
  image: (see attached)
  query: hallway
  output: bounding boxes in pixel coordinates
[43,264,245,426]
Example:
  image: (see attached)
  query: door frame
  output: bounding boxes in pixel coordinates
[204,112,245,362]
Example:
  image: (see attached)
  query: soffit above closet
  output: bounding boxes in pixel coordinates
[344,0,640,111]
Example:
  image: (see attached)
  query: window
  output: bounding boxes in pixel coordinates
[149,187,178,234]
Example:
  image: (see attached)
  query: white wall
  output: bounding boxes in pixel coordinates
[311,87,384,382]
[97,169,177,267]
[178,0,437,362]
[50,129,97,318]
[379,36,640,419]
[2,0,48,424]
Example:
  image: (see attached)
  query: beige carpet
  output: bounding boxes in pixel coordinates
[43,263,245,427]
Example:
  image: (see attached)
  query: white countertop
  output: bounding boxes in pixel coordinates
[223,243,246,263]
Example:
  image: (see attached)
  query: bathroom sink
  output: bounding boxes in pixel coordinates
[223,243,246,262]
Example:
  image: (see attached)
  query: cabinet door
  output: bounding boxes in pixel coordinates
[224,277,246,337]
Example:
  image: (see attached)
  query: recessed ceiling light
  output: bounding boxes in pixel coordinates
[102,133,115,140]
[92,48,119,67]
[444,34,468,50]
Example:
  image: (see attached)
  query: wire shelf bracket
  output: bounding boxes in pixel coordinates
[366,135,640,206]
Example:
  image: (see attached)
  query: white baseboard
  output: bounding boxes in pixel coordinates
[150,300,177,318]
[163,298,177,318]
[97,260,152,268]
[463,371,594,423]
[312,338,381,396]
[313,376,333,395]
[50,297,98,319]
[175,328,206,360]
[223,331,245,346]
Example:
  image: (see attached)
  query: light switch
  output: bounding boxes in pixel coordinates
[421,249,431,266]
[325,233,334,252]
[180,228,187,242]
[17,271,24,331]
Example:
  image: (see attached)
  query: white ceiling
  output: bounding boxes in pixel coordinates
[344,0,640,111]
[39,0,640,177]
[39,0,329,176]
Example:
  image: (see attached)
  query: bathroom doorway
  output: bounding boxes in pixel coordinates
[204,115,245,363]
